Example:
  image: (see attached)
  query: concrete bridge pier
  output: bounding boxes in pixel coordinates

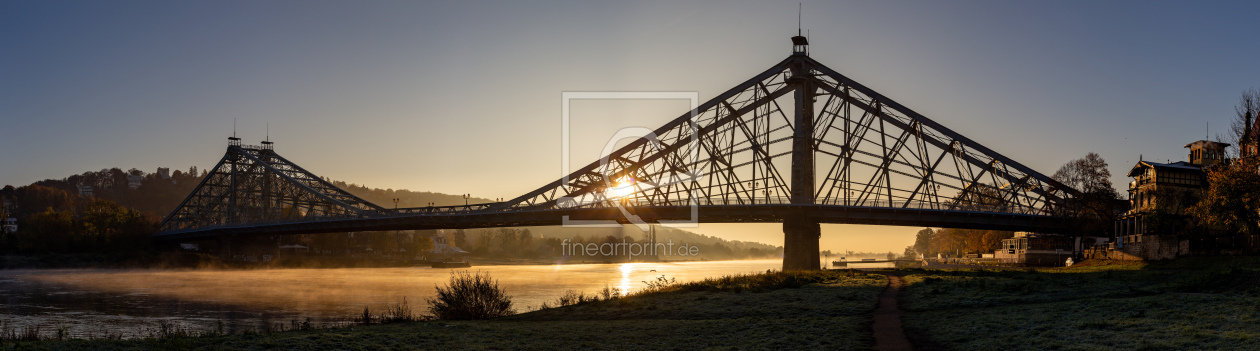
[782,216,821,270]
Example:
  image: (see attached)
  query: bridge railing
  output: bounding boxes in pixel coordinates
[388,203,501,215]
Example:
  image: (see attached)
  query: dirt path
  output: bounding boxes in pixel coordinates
[872,274,914,351]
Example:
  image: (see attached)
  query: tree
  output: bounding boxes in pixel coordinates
[1053,152,1112,194]
[517,229,533,249]
[902,246,917,259]
[1225,88,1260,157]
[1142,187,1199,235]
[1053,153,1121,237]
[414,230,436,253]
[477,231,494,254]
[912,228,935,257]
[451,229,467,249]
[1188,157,1260,236]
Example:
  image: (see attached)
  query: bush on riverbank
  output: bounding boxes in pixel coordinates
[427,271,515,320]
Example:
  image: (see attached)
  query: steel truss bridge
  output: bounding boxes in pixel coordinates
[156,37,1078,269]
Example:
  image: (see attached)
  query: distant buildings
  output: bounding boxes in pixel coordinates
[994,232,1074,266]
[429,235,468,255]
[127,175,144,189]
[77,185,94,197]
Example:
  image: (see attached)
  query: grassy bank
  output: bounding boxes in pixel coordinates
[901,257,1260,350]
[3,270,887,350]
[14,257,1259,350]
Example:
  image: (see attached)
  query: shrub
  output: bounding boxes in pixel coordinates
[427,271,515,320]
[641,275,677,293]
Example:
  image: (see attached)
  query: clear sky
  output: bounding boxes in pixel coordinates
[4,0,1260,252]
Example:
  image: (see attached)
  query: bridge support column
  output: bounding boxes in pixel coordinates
[783,216,821,270]
[782,53,821,271]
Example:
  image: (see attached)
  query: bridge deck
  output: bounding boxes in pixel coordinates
[154,204,1068,242]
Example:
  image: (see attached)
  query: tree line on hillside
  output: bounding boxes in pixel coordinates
[332,181,496,208]
[25,166,204,218]
[0,185,156,256]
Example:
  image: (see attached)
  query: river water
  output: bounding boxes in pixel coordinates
[0,259,798,339]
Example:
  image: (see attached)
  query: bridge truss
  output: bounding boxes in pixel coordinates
[157,47,1077,245]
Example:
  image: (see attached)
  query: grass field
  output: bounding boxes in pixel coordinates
[3,270,887,350]
[901,257,1260,350]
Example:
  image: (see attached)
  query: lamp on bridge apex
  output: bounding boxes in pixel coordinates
[463,194,470,206]
[791,35,808,56]
[392,198,399,209]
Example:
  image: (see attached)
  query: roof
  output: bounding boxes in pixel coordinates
[1126,160,1203,177]
[1184,140,1230,149]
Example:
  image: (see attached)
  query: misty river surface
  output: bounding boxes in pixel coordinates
[0,259,791,338]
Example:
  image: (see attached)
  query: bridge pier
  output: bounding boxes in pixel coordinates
[782,216,821,270]
[782,40,821,271]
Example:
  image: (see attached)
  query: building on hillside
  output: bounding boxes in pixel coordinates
[429,236,468,255]
[2,218,16,234]
[157,167,171,180]
[994,232,1073,266]
[127,175,144,189]
[77,185,93,197]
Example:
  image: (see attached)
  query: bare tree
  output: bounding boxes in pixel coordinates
[1052,152,1112,193]
[1053,153,1120,237]
[1221,88,1260,157]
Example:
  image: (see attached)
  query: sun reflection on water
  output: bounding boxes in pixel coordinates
[618,263,635,296]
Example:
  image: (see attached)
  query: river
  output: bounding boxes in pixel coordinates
[0,259,797,339]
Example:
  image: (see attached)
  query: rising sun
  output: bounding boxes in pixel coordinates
[605,177,636,198]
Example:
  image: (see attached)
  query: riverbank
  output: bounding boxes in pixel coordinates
[6,269,888,350]
[8,257,1260,350]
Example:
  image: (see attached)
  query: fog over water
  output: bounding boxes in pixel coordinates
[0,260,794,338]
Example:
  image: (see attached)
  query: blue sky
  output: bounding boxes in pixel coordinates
[3,0,1259,251]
